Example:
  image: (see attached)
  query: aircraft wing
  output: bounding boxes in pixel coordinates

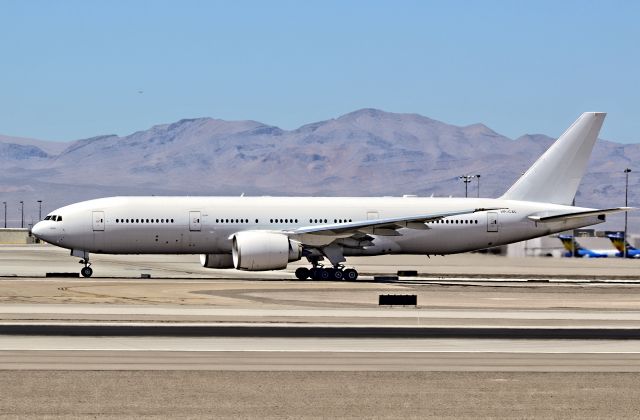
[528,207,633,223]
[289,208,502,236]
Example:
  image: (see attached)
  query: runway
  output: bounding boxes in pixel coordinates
[2,245,640,370]
[2,245,640,417]
[4,348,640,371]
[3,321,640,371]
[4,322,640,338]
[3,243,640,279]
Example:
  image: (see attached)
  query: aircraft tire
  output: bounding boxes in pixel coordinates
[318,269,330,281]
[295,267,309,280]
[343,269,358,281]
[81,267,93,278]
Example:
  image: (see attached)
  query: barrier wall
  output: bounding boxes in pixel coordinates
[0,229,37,244]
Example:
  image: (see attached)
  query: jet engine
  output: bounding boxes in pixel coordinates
[232,231,302,271]
[200,253,234,269]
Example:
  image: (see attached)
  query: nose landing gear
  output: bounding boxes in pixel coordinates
[79,259,93,278]
[71,250,93,278]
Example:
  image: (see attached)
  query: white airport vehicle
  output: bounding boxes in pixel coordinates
[32,112,631,279]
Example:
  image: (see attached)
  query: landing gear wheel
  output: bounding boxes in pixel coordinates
[318,269,330,281]
[81,266,93,278]
[343,269,358,281]
[332,269,343,281]
[295,267,310,280]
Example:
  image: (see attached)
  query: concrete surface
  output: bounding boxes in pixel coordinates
[0,229,36,244]
[3,338,640,370]
[2,243,640,279]
[2,245,640,418]
[3,371,640,419]
[4,348,640,372]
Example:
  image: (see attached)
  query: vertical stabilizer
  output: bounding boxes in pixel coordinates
[558,234,582,256]
[607,233,637,252]
[501,112,606,205]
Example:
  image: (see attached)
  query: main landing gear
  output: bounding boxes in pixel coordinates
[295,265,358,281]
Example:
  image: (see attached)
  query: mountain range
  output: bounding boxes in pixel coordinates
[1,108,637,231]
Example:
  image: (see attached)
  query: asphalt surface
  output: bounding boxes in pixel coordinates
[4,323,640,339]
[4,349,640,372]
[6,371,640,419]
[3,243,640,279]
[1,244,640,418]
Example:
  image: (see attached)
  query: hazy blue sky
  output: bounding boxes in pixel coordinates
[1,0,639,142]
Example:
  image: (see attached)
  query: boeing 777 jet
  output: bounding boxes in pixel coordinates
[32,112,631,279]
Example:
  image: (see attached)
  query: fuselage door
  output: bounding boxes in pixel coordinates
[487,211,498,232]
[92,211,105,231]
[189,211,201,231]
[367,211,379,220]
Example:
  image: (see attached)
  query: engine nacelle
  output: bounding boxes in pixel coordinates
[200,253,234,269]
[232,231,302,271]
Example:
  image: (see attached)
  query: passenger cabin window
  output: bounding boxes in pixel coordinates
[113,217,176,224]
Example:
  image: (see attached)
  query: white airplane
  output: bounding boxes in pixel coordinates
[32,112,631,280]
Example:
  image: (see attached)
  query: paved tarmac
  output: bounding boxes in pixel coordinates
[3,243,640,279]
[2,244,640,418]
[4,348,640,372]
[5,371,640,419]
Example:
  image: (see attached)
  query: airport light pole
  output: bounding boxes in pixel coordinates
[2,202,6,228]
[571,198,576,257]
[19,201,24,229]
[459,175,476,198]
[37,200,42,221]
[624,168,631,259]
[476,174,481,198]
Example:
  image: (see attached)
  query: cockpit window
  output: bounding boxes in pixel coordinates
[57,216,62,222]
[44,216,51,220]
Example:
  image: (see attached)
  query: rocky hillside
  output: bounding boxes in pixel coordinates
[0,109,637,229]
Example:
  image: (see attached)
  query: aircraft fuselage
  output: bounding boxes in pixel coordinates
[33,196,604,256]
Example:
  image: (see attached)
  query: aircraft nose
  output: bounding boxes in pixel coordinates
[31,221,46,240]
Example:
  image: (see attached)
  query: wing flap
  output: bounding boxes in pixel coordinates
[290,207,503,236]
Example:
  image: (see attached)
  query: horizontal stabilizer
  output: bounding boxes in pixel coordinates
[528,207,633,223]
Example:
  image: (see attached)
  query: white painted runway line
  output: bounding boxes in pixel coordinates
[2,336,640,353]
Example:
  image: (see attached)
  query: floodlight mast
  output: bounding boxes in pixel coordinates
[624,168,632,259]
